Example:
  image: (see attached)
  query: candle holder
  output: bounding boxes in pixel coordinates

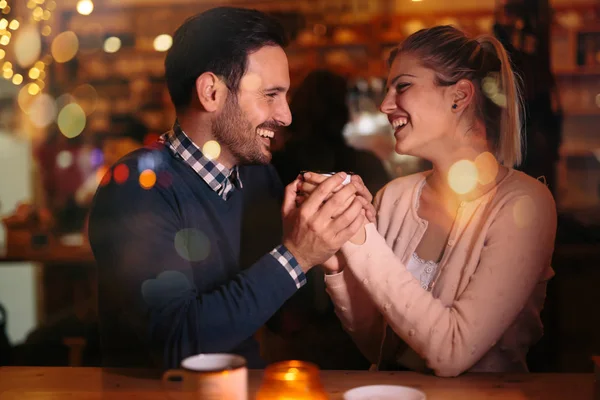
[256,360,328,400]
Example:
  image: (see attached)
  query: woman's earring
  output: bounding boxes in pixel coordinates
[452,103,458,110]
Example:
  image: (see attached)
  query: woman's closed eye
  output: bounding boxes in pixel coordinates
[395,82,411,93]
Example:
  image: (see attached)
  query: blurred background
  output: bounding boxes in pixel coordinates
[0,0,599,373]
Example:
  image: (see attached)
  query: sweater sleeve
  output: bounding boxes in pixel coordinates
[89,172,298,369]
[340,189,557,377]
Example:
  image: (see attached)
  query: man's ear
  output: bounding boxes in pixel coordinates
[452,79,476,112]
[194,72,228,112]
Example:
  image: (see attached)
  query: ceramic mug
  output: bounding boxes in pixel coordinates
[162,353,247,400]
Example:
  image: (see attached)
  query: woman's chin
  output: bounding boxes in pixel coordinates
[395,141,413,157]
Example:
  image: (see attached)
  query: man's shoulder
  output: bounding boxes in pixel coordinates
[92,145,180,210]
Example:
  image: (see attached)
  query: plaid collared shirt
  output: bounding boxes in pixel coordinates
[161,122,242,201]
[161,121,306,289]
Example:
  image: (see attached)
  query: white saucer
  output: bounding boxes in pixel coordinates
[343,384,426,400]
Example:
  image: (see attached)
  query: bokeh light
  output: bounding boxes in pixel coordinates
[28,82,40,95]
[12,73,23,85]
[32,7,43,21]
[8,19,19,30]
[153,34,172,52]
[56,150,74,169]
[57,103,86,138]
[41,25,51,36]
[103,36,121,53]
[143,133,160,146]
[202,140,221,160]
[2,69,12,79]
[513,196,535,228]
[28,67,40,79]
[28,93,57,128]
[99,167,111,187]
[474,151,499,185]
[76,0,94,16]
[482,73,507,108]
[174,229,211,262]
[113,164,129,184]
[0,49,4,59]
[51,31,79,63]
[90,148,104,168]
[0,35,9,46]
[448,159,479,195]
[56,93,75,110]
[139,169,156,190]
[0,19,6,30]
[72,84,98,115]
[18,84,37,113]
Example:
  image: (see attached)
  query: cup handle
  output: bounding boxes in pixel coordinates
[162,369,185,384]
[161,369,191,400]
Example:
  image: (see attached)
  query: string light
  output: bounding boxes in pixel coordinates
[0,0,54,91]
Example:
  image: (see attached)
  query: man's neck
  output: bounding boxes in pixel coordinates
[177,112,237,169]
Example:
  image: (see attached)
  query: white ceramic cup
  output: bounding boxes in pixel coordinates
[319,172,352,185]
[162,353,247,400]
[343,384,426,400]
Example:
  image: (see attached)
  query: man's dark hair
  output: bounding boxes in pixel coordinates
[165,7,288,111]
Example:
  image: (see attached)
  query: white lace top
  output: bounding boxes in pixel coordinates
[405,252,439,292]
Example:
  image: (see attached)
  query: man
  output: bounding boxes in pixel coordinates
[88,7,367,370]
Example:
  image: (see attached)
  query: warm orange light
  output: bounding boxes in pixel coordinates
[513,196,535,228]
[474,152,498,185]
[256,361,327,400]
[139,169,156,190]
[447,160,478,195]
[99,167,111,187]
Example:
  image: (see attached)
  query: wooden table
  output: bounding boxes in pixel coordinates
[0,367,594,399]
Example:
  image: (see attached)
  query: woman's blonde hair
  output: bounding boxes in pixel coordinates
[390,25,524,166]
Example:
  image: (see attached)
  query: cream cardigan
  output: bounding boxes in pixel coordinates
[325,169,557,377]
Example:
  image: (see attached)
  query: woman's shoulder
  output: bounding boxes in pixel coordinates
[499,170,556,208]
[489,169,557,230]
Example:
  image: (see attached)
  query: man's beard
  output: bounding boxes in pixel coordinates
[211,95,274,166]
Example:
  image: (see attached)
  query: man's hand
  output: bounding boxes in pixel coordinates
[281,173,365,273]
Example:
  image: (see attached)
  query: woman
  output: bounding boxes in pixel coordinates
[300,25,556,376]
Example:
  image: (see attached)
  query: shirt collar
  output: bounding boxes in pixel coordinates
[161,120,243,200]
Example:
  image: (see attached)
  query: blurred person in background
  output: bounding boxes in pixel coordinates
[272,69,389,194]
[301,26,557,376]
[268,69,389,369]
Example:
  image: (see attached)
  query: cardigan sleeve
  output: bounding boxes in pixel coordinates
[339,187,557,377]
[324,188,387,364]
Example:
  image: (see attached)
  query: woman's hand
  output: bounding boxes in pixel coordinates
[322,253,346,274]
[297,172,376,223]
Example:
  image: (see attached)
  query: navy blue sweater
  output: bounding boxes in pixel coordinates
[88,144,298,369]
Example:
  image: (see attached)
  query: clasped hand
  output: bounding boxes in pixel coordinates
[281,172,375,274]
